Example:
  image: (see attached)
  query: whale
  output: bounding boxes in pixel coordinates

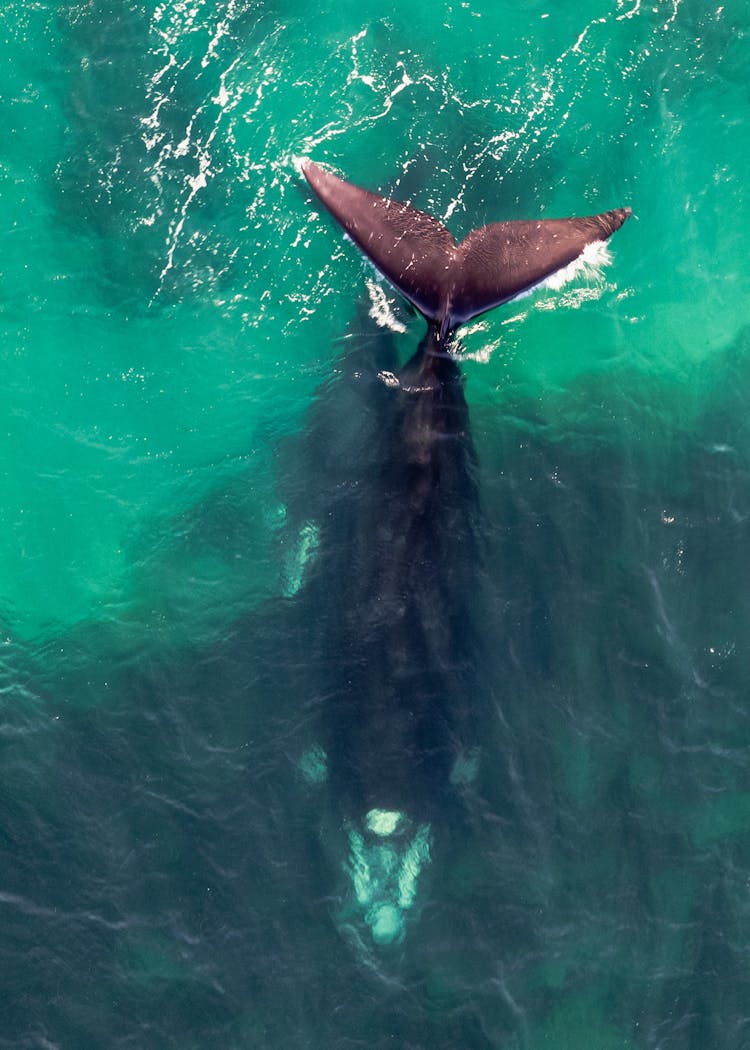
[301,159,630,343]
[295,159,630,946]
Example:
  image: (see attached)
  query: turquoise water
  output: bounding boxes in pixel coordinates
[2,0,750,1046]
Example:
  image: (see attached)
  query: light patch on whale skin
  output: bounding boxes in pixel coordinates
[283,521,320,597]
[366,808,402,836]
[298,744,327,785]
[397,824,431,910]
[344,814,432,945]
[450,749,480,787]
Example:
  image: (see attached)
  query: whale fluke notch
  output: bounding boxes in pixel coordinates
[301,158,630,339]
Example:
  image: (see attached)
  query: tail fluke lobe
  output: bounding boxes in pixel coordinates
[301,159,631,338]
[302,159,454,324]
[448,208,631,327]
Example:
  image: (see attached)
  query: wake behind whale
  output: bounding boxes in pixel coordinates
[292,159,630,946]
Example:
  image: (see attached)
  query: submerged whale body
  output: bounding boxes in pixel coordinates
[298,159,630,946]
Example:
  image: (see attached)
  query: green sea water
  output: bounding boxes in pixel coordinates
[2,1,750,1047]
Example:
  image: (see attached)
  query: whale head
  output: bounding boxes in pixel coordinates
[338,808,432,946]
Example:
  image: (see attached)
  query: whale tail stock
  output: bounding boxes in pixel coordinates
[301,159,631,342]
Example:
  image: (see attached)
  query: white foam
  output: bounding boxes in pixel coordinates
[366,278,407,333]
[544,238,612,289]
[508,239,613,306]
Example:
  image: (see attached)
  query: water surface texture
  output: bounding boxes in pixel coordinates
[2,1,750,1047]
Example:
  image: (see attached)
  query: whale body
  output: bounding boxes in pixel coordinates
[297,159,630,945]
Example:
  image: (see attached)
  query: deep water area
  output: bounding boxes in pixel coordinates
[2,1,750,1047]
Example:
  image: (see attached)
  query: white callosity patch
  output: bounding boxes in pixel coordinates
[366,809,402,836]
[396,824,431,911]
[369,904,402,945]
[345,812,432,945]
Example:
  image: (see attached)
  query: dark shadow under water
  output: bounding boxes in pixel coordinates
[3,320,750,1049]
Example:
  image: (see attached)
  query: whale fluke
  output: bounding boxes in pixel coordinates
[301,159,630,339]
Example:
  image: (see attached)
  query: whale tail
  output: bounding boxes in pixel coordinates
[301,159,630,341]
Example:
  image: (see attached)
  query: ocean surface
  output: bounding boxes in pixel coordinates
[2,0,750,1046]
